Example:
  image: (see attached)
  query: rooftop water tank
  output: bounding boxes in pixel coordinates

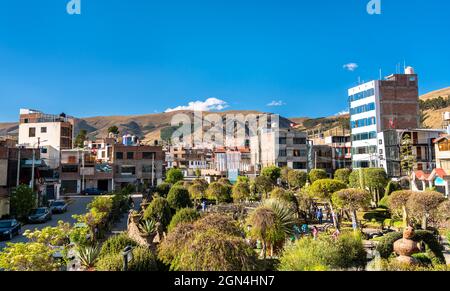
[404,66,415,75]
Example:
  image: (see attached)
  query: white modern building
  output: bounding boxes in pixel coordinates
[349,68,420,169]
[18,109,74,169]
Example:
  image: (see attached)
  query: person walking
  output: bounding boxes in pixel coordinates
[316,208,323,224]
[312,226,319,240]
[201,200,207,212]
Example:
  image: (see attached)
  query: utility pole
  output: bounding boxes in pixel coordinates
[31,138,40,192]
[16,146,21,187]
[81,148,85,193]
[151,153,155,187]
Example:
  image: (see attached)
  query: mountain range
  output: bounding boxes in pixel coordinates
[1,87,449,142]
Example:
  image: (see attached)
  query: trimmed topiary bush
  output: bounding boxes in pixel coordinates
[156,183,171,197]
[96,246,158,271]
[168,208,201,232]
[308,169,328,184]
[167,186,192,211]
[143,197,173,228]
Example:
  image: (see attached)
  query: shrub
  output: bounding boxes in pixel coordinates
[0,242,61,271]
[156,183,171,197]
[165,168,184,184]
[159,215,258,271]
[99,233,138,258]
[334,169,351,185]
[287,170,308,189]
[218,178,232,185]
[168,208,201,232]
[385,181,401,196]
[376,230,445,264]
[88,196,113,214]
[378,195,389,209]
[143,197,173,228]
[232,181,251,202]
[96,246,158,271]
[278,232,367,271]
[167,186,192,211]
[270,187,294,204]
[261,166,281,184]
[206,182,232,203]
[308,169,328,184]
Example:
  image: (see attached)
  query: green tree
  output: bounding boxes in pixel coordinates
[206,182,232,203]
[334,168,352,185]
[74,129,88,148]
[165,168,184,184]
[188,181,207,204]
[232,181,251,203]
[168,208,201,232]
[400,134,416,176]
[407,191,445,230]
[23,221,71,246]
[167,186,193,211]
[308,169,328,184]
[332,189,371,230]
[388,190,413,227]
[0,242,61,271]
[107,126,120,135]
[143,197,173,229]
[156,182,171,197]
[261,166,281,184]
[287,170,307,189]
[308,179,347,229]
[10,184,37,221]
[254,175,274,199]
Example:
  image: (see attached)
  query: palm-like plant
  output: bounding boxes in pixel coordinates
[77,245,101,271]
[247,199,297,258]
[138,219,157,236]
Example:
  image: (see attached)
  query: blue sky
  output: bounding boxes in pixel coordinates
[1,0,449,122]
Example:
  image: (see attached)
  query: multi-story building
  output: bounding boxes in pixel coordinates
[85,137,116,163]
[250,128,309,172]
[349,67,420,169]
[165,146,213,177]
[378,129,444,177]
[1,139,41,216]
[113,144,164,190]
[18,109,74,169]
[214,147,252,173]
[310,135,352,173]
[60,149,113,194]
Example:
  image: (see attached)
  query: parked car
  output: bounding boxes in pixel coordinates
[81,188,106,196]
[28,207,52,224]
[0,219,21,241]
[50,200,68,214]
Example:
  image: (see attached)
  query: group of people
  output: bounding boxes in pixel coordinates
[312,204,332,224]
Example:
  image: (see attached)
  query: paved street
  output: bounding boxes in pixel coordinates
[0,196,95,251]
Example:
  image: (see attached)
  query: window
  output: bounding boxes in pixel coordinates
[29,127,36,137]
[41,148,48,154]
[379,139,383,145]
[351,131,377,142]
[121,166,136,175]
[350,103,375,115]
[293,162,306,170]
[279,150,287,157]
[127,152,134,159]
[277,162,287,168]
[143,152,155,159]
[279,137,287,144]
[62,165,78,173]
[142,165,154,173]
[41,127,47,133]
[438,140,450,152]
[293,150,301,157]
[293,138,306,144]
[116,152,124,160]
[349,88,375,102]
[350,117,376,129]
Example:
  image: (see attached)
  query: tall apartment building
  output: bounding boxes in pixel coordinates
[18,109,74,169]
[349,67,419,169]
[250,128,309,172]
[310,135,352,174]
[165,146,212,176]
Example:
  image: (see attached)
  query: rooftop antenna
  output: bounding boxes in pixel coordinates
[379,68,382,80]
[358,76,361,84]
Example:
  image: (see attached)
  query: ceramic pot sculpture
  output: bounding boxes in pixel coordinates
[393,227,420,265]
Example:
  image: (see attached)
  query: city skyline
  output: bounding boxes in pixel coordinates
[1,0,450,122]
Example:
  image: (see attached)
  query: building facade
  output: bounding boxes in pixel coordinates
[18,109,74,169]
[250,128,309,172]
[349,68,420,169]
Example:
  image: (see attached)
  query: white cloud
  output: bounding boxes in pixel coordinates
[335,110,349,116]
[267,100,286,107]
[165,97,229,112]
[343,63,359,71]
